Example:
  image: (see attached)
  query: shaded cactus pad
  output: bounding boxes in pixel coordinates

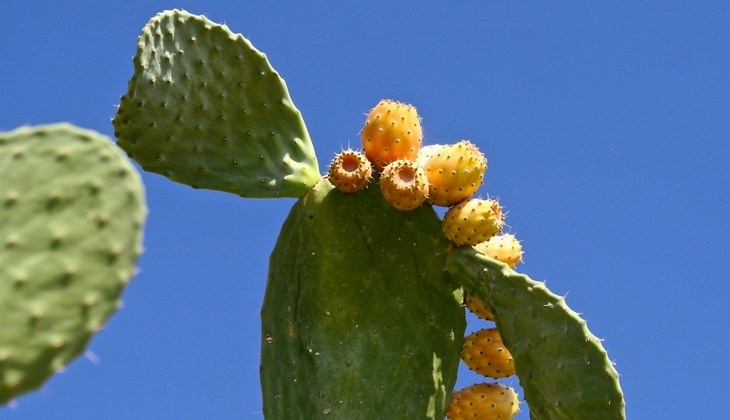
[261,178,466,419]
[0,124,146,405]
[113,9,319,198]
[446,249,625,419]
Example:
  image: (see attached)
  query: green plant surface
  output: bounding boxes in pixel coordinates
[261,178,466,419]
[446,248,626,420]
[113,9,319,198]
[0,124,146,405]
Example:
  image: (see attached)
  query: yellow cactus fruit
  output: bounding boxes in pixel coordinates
[328,149,373,193]
[473,233,523,269]
[442,198,504,246]
[422,140,486,207]
[464,293,494,321]
[379,159,429,211]
[461,328,516,378]
[446,382,520,420]
[361,99,422,171]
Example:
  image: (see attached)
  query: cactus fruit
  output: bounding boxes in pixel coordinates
[446,249,626,419]
[446,382,520,420]
[328,149,372,193]
[113,9,319,198]
[422,140,486,207]
[416,143,445,167]
[474,233,523,269]
[0,124,146,405]
[464,294,495,321]
[442,198,504,246]
[261,178,465,419]
[361,99,422,171]
[379,159,430,211]
[461,328,516,379]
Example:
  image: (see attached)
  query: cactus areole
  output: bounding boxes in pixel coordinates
[261,179,466,418]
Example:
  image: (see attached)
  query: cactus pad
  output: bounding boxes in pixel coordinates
[446,248,625,419]
[113,9,319,198]
[261,178,466,419]
[0,124,146,404]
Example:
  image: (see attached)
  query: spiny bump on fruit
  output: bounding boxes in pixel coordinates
[442,198,504,246]
[379,159,429,211]
[464,293,494,321]
[423,140,486,207]
[446,382,520,420]
[461,328,516,378]
[328,149,372,193]
[361,99,422,171]
[473,233,523,269]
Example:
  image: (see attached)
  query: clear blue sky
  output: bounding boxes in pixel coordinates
[2,1,729,418]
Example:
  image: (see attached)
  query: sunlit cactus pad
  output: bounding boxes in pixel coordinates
[0,124,146,404]
[114,9,319,198]
[446,249,625,419]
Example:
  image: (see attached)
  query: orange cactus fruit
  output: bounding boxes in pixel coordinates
[379,159,429,211]
[473,233,523,269]
[328,149,372,193]
[446,382,520,420]
[442,198,504,246]
[361,99,422,171]
[422,140,486,207]
[464,294,495,321]
[461,328,516,379]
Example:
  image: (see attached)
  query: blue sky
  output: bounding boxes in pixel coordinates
[2,1,729,418]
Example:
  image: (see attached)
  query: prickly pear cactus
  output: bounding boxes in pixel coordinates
[0,124,146,405]
[108,9,625,419]
[261,178,465,419]
[446,248,626,419]
[113,9,319,198]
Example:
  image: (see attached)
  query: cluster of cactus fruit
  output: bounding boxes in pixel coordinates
[1,9,625,419]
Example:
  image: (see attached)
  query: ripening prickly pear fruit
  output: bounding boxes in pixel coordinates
[465,294,494,321]
[328,149,372,193]
[461,328,516,378]
[416,143,445,167]
[474,233,523,268]
[446,382,520,420]
[361,99,422,171]
[379,160,429,211]
[423,140,486,207]
[442,198,504,246]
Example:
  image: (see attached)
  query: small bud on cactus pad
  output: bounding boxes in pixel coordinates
[328,149,372,193]
[474,233,523,269]
[423,140,487,207]
[442,198,504,246]
[465,294,495,321]
[461,328,516,378]
[446,382,520,420]
[379,159,429,211]
[361,99,422,171]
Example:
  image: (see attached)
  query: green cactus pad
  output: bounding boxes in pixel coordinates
[113,9,319,198]
[0,124,146,405]
[446,248,625,419]
[261,178,466,419]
